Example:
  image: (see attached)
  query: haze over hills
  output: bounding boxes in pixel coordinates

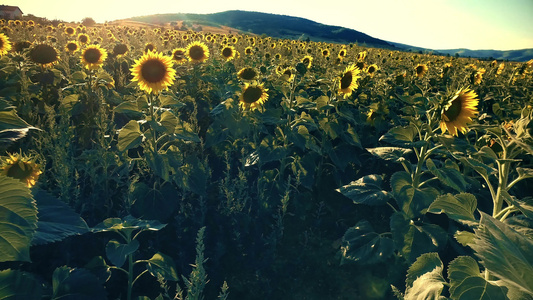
[124,10,533,62]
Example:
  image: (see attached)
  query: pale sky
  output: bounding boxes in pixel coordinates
[6,0,533,50]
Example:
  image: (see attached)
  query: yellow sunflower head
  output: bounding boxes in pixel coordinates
[171,48,187,64]
[321,48,330,57]
[357,51,367,61]
[112,43,129,57]
[28,43,60,68]
[338,48,347,58]
[144,43,156,53]
[338,65,362,99]
[221,45,236,61]
[301,55,313,69]
[1,153,42,188]
[65,41,79,54]
[280,67,296,82]
[239,81,269,111]
[81,44,108,70]
[77,33,90,44]
[366,64,379,76]
[237,67,258,81]
[440,87,479,136]
[0,33,12,56]
[244,46,253,55]
[415,64,428,77]
[130,51,176,94]
[64,26,76,36]
[186,41,210,63]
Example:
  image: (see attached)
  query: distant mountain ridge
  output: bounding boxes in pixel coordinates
[124,10,532,62]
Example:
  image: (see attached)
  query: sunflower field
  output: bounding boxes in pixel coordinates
[1,18,533,300]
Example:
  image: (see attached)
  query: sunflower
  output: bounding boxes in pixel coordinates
[1,153,42,188]
[338,48,347,58]
[239,82,269,110]
[496,63,504,75]
[301,55,313,69]
[77,33,90,44]
[13,40,32,53]
[130,51,176,94]
[171,48,187,64]
[221,45,236,61]
[321,48,330,58]
[357,51,367,61]
[439,87,479,136]
[415,64,428,77]
[280,67,296,82]
[244,46,253,55]
[64,26,76,36]
[338,65,362,99]
[186,41,210,63]
[81,44,108,70]
[366,64,379,77]
[65,41,79,54]
[0,33,12,56]
[144,43,156,53]
[237,67,258,81]
[28,43,59,68]
[112,43,128,57]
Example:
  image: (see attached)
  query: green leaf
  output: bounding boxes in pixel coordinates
[458,157,497,179]
[159,95,184,108]
[390,171,440,218]
[117,120,144,152]
[380,125,426,147]
[175,156,208,197]
[336,174,391,206]
[470,212,533,295]
[130,182,179,222]
[0,269,43,299]
[426,158,467,192]
[454,231,476,247]
[448,256,508,300]
[341,220,394,265]
[391,212,447,263]
[146,252,179,281]
[404,252,446,300]
[105,239,139,268]
[84,256,111,285]
[93,215,166,236]
[0,128,30,148]
[174,123,201,142]
[0,110,31,131]
[114,100,144,118]
[257,135,288,164]
[0,176,37,262]
[61,94,80,108]
[160,111,178,134]
[52,266,107,300]
[31,189,89,246]
[367,147,412,163]
[70,71,87,82]
[428,193,477,225]
[341,125,361,148]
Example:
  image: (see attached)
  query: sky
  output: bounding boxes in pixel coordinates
[6,0,533,50]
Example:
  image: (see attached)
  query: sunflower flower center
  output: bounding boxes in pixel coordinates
[30,45,58,64]
[240,68,257,80]
[222,47,233,57]
[67,43,77,51]
[443,98,462,121]
[141,59,167,83]
[340,72,353,89]
[242,86,263,104]
[84,48,102,63]
[189,46,205,60]
[5,162,34,181]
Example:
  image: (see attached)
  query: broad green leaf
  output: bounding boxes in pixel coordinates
[0,176,37,262]
[0,269,43,299]
[130,182,179,222]
[0,110,31,131]
[257,135,288,164]
[404,252,446,300]
[458,157,497,179]
[61,94,79,107]
[391,212,447,263]
[316,95,329,110]
[174,123,201,142]
[52,266,107,300]
[390,171,440,218]
[426,158,467,192]
[159,95,184,108]
[160,111,178,134]
[341,125,361,148]
[336,174,391,206]
[379,125,426,147]
[146,252,179,281]
[367,147,412,163]
[428,193,477,225]
[31,189,89,246]
[70,71,87,82]
[454,231,476,246]
[84,256,111,285]
[117,120,144,152]
[328,143,360,172]
[93,215,166,235]
[470,212,533,295]
[175,156,209,197]
[105,239,139,268]
[113,100,144,117]
[340,220,394,265]
[448,256,508,300]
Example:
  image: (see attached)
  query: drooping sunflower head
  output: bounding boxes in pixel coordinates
[237,67,258,81]
[0,33,12,56]
[28,43,59,68]
[112,43,129,57]
[221,45,236,61]
[239,81,269,111]
[65,41,79,54]
[280,67,296,82]
[415,64,428,77]
[186,41,210,63]
[440,87,479,136]
[301,55,313,69]
[77,33,90,44]
[338,64,362,99]
[171,48,187,64]
[81,44,108,70]
[1,153,42,188]
[13,40,32,53]
[130,51,176,94]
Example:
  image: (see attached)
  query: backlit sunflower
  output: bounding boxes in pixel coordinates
[415,64,428,77]
[439,87,479,136]
[301,55,313,69]
[130,51,176,94]
[112,43,128,57]
[171,48,187,64]
[77,33,90,44]
[144,43,156,53]
[186,41,210,63]
[237,67,258,81]
[28,43,59,68]
[1,153,42,188]
[338,65,362,99]
[81,44,108,70]
[65,41,79,54]
[366,64,379,77]
[0,33,12,56]
[239,82,269,111]
[64,26,76,36]
[221,45,236,61]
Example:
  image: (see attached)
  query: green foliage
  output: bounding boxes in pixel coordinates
[0,269,43,299]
